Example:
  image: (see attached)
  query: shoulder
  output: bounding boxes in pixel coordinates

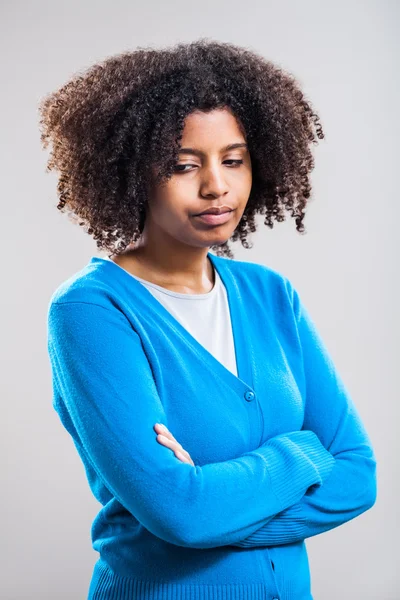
[213,254,295,302]
[47,258,118,315]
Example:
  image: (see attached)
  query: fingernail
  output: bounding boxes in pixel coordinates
[158,423,167,430]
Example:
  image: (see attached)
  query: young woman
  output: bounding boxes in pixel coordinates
[39,38,377,600]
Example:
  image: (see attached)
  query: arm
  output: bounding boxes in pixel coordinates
[47,299,336,550]
[230,279,377,548]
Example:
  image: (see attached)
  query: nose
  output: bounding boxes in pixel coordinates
[200,165,230,198]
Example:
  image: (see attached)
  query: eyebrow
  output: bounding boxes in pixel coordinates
[177,143,248,157]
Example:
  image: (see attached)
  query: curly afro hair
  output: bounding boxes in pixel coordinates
[38,38,325,259]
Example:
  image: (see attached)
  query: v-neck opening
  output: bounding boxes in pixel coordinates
[89,252,255,394]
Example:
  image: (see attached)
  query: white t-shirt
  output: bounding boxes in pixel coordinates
[103,256,238,377]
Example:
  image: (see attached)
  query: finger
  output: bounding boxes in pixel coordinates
[154,423,175,440]
[157,435,185,459]
[156,434,181,452]
[154,427,183,453]
[176,450,188,462]
[157,434,194,466]
[157,434,188,459]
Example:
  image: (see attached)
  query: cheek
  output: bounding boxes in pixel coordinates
[149,189,190,230]
[242,169,253,190]
[157,182,191,216]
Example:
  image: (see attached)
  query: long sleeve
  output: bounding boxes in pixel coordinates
[231,280,377,548]
[47,299,336,550]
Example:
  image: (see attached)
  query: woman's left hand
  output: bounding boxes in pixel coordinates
[154,423,195,466]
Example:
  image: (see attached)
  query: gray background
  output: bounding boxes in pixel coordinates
[2,1,398,598]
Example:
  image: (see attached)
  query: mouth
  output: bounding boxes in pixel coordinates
[193,209,235,226]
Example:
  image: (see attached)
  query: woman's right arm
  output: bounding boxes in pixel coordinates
[47,299,335,550]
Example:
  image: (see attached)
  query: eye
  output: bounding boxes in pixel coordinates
[173,159,244,173]
[225,159,244,167]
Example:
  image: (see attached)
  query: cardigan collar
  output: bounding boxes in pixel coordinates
[89,252,256,396]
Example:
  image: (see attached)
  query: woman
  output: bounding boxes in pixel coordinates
[39,39,377,600]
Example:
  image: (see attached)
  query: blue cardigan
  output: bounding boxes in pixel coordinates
[47,252,377,600]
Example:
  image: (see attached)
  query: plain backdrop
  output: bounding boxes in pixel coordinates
[1,1,398,599]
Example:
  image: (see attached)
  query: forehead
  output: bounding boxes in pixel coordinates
[180,108,246,147]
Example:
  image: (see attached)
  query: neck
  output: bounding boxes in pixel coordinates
[111,226,215,291]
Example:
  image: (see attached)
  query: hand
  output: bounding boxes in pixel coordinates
[154,423,195,466]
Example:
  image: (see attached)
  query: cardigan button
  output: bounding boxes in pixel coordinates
[244,390,255,402]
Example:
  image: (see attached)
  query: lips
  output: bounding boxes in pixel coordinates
[194,210,235,225]
[195,207,233,216]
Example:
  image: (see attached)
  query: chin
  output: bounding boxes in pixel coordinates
[205,230,235,245]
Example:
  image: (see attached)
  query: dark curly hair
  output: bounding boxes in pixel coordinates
[38,38,324,259]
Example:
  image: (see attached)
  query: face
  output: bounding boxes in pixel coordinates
[143,107,252,250]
